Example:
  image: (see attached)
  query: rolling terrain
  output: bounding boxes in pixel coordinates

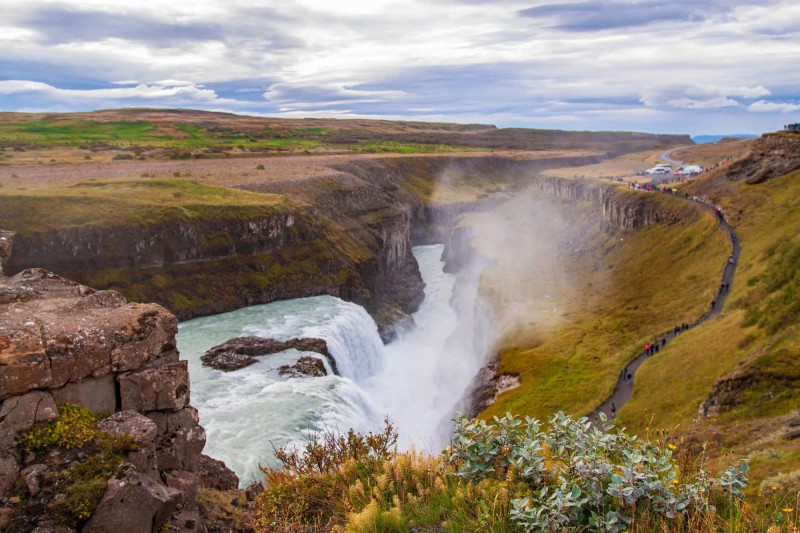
[1,109,799,529]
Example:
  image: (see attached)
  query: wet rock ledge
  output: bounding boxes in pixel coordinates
[0,261,242,532]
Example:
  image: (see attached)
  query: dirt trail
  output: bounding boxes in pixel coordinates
[591,199,740,421]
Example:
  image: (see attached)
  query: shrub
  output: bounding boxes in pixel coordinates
[20,404,98,453]
[271,419,397,476]
[256,163,265,170]
[255,413,765,532]
[446,412,749,532]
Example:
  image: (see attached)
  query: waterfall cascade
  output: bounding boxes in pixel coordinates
[177,244,490,485]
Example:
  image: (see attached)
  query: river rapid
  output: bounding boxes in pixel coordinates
[176,244,490,485]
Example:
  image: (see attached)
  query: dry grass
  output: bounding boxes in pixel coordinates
[672,140,755,168]
[0,150,585,190]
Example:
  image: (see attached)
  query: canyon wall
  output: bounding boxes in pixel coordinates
[4,154,676,340]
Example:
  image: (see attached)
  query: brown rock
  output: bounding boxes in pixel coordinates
[0,390,58,436]
[82,470,181,533]
[52,374,117,414]
[0,507,13,529]
[0,317,51,398]
[148,407,206,472]
[197,454,239,491]
[278,356,327,378]
[109,306,178,372]
[0,230,13,276]
[1,270,178,398]
[97,410,158,444]
[31,526,76,533]
[166,470,199,506]
[97,411,159,477]
[21,463,47,496]
[119,360,190,412]
[171,508,204,532]
[0,452,19,499]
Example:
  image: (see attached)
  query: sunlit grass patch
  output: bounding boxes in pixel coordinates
[0,178,289,231]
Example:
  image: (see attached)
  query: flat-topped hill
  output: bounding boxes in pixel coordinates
[0,108,691,165]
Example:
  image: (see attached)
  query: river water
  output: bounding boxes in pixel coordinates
[176,244,488,485]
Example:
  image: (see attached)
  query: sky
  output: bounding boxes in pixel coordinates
[1,0,799,135]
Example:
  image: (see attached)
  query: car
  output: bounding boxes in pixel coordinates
[645,166,673,175]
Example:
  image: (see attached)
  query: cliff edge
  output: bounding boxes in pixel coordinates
[0,258,241,532]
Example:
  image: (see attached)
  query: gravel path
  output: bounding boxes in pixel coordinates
[591,198,740,421]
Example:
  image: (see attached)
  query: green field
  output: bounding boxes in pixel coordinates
[0,178,290,231]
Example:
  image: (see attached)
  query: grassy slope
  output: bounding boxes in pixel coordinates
[617,167,800,497]
[477,186,729,421]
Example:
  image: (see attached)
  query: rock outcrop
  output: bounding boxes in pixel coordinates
[720,131,800,184]
[200,336,334,373]
[0,265,239,532]
[278,356,328,378]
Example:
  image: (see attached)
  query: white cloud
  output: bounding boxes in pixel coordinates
[747,100,800,113]
[0,79,239,105]
[640,84,771,109]
[1,0,799,133]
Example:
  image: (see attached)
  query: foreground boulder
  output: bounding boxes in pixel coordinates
[0,264,243,531]
[200,335,336,373]
[83,469,182,533]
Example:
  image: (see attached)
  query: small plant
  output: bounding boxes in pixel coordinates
[256,163,265,170]
[269,418,398,476]
[20,404,98,453]
[16,405,139,528]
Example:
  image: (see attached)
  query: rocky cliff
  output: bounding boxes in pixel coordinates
[720,131,800,184]
[1,152,648,341]
[0,266,240,532]
[530,176,697,230]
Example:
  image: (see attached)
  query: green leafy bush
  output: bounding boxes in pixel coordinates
[445,412,749,532]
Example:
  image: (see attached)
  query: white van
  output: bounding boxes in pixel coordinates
[645,166,673,175]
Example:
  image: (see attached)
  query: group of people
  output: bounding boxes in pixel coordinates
[785,123,800,132]
[602,174,739,421]
[628,182,677,193]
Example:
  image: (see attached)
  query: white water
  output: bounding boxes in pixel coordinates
[177,244,490,485]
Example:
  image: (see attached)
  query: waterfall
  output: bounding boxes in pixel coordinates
[177,244,491,485]
[241,297,385,381]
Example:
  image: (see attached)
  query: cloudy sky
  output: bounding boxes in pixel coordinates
[1,0,799,135]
